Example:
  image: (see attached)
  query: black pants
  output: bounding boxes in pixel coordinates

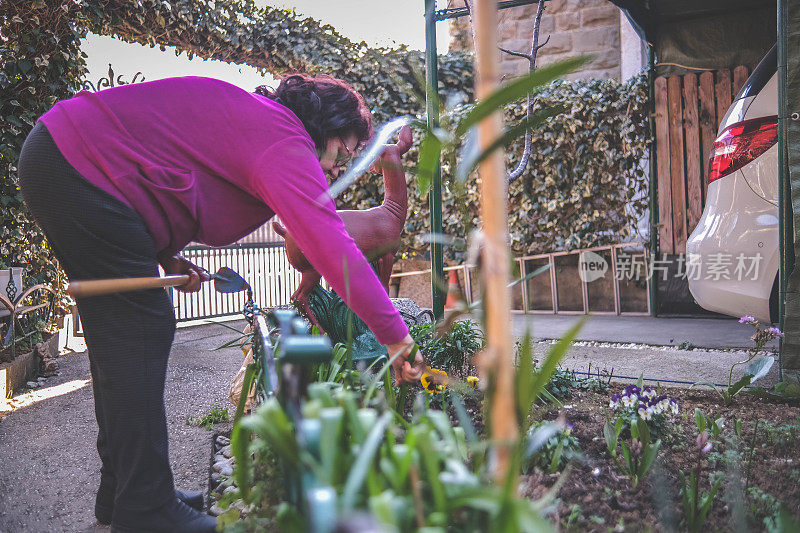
[18,123,176,516]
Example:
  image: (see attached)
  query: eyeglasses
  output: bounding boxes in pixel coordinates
[334,137,356,167]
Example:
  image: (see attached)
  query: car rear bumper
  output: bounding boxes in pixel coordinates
[686,172,778,322]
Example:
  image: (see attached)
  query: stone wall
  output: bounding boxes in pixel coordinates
[449,0,626,80]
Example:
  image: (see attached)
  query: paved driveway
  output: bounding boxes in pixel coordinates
[0,321,246,533]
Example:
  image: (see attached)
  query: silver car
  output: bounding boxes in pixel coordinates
[687,45,779,323]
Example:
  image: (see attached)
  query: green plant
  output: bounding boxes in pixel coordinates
[562,504,582,528]
[225,303,583,531]
[694,408,725,440]
[545,366,610,400]
[759,417,800,451]
[679,423,722,533]
[409,319,483,374]
[543,367,575,400]
[187,404,230,430]
[692,318,780,405]
[747,487,782,530]
[751,374,800,400]
[229,387,556,531]
[765,505,800,533]
[603,416,661,489]
[524,420,581,474]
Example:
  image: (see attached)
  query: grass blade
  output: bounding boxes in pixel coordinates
[234,363,257,422]
[341,411,393,510]
[460,109,560,177]
[529,318,585,403]
[455,56,589,137]
[417,132,442,196]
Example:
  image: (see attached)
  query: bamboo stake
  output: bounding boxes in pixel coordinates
[473,0,518,486]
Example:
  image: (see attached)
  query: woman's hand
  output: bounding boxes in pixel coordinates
[369,125,413,174]
[158,254,210,293]
[387,333,424,384]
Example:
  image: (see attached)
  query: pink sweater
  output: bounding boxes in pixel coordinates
[39,76,408,345]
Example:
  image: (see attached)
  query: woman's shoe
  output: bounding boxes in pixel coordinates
[110,498,217,533]
[96,489,204,526]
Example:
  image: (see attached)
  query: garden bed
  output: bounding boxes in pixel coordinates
[212,383,799,532]
[519,387,800,531]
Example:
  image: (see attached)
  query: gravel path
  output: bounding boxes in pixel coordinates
[534,339,781,388]
[0,321,247,533]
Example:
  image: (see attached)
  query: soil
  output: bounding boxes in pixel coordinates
[515,388,800,532]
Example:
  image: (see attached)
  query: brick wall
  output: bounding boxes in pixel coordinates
[449,0,623,80]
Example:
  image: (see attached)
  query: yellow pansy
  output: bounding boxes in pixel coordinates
[421,367,448,393]
[466,376,479,389]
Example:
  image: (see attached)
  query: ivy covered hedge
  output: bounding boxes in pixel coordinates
[1,0,648,303]
[1,0,471,305]
[340,75,650,260]
[1,1,87,296]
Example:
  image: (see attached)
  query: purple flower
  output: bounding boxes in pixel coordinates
[767,327,785,339]
[631,439,643,455]
[696,431,709,451]
[669,398,679,414]
[621,393,638,407]
[609,393,621,409]
[739,315,757,325]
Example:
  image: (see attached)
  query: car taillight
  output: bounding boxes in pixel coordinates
[707,115,778,184]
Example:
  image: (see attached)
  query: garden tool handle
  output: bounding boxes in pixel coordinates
[68,275,191,298]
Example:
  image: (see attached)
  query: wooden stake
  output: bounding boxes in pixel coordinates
[473,0,518,486]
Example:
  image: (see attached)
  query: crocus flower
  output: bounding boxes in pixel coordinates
[696,431,709,452]
[631,439,642,455]
[767,327,784,339]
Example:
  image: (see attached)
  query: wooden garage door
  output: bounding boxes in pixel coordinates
[654,66,750,254]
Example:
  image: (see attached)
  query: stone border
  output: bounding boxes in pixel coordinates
[0,332,58,401]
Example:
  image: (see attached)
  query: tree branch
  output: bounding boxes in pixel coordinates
[498,46,532,61]
[507,0,547,183]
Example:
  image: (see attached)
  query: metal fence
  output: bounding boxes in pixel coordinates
[389,243,650,316]
[171,244,300,321]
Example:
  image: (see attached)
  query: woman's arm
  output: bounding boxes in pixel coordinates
[250,136,417,352]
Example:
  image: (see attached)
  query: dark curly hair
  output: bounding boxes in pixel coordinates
[255,74,372,151]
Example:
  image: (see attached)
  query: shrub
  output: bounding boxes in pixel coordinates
[409,319,483,375]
